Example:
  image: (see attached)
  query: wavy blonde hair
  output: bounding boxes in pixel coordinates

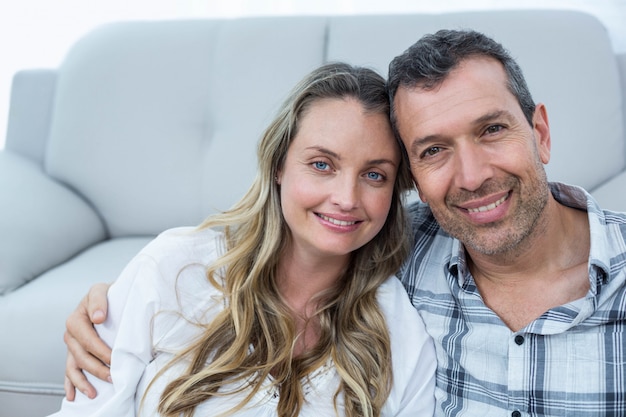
[149,63,414,417]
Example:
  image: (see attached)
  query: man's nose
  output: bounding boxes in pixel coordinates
[453,142,493,191]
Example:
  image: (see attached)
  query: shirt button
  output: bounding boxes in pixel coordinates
[512,412,521,417]
[514,335,525,345]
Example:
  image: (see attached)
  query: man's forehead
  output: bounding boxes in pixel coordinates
[395,62,512,110]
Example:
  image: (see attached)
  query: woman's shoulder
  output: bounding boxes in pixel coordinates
[377,276,437,415]
[375,276,415,314]
[376,276,432,349]
[139,226,224,268]
[120,226,225,304]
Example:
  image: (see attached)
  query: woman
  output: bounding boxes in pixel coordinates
[50,62,435,417]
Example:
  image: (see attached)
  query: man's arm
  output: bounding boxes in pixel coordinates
[64,283,112,400]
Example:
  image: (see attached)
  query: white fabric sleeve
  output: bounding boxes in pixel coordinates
[47,253,163,417]
[379,277,436,416]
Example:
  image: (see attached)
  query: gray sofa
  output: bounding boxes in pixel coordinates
[1,10,625,417]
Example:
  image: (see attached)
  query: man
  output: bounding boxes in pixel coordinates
[64,30,626,415]
[387,29,626,416]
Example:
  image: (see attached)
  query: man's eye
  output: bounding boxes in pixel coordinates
[485,125,503,135]
[313,161,329,170]
[421,146,441,158]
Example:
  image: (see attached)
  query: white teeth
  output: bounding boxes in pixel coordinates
[467,195,508,213]
[318,214,357,226]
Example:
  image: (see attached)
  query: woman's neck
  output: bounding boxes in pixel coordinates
[275,246,349,355]
[277,245,348,310]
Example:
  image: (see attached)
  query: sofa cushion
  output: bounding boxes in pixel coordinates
[0,237,152,391]
[0,152,106,294]
[45,18,328,238]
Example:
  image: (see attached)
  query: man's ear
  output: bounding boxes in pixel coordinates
[533,103,551,164]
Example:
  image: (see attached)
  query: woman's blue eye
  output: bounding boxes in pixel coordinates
[314,161,329,170]
[367,172,383,181]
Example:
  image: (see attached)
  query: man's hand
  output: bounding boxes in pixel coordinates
[63,283,112,400]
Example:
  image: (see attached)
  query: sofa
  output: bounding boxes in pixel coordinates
[1,9,624,417]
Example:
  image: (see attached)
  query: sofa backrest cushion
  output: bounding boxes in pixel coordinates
[45,18,327,237]
[44,11,623,237]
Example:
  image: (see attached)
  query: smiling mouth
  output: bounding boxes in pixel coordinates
[317,214,359,226]
[466,194,508,213]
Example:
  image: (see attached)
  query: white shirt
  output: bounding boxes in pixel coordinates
[49,227,436,417]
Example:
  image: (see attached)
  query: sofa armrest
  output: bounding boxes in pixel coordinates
[0,151,107,294]
[618,52,626,141]
[5,69,57,166]
[591,169,626,213]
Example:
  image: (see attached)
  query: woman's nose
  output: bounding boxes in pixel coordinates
[330,174,360,210]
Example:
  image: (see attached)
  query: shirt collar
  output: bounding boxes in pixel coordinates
[446,182,610,293]
[549,182,610,294]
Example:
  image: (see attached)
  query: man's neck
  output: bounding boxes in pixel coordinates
[467,197,591,331]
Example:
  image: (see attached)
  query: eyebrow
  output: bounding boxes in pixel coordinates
[306,146,398,167]
[368,158,398,167]
[306,146,339,159]
[473,110,513,126]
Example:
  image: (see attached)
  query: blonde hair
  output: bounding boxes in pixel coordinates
[151,63,414,417]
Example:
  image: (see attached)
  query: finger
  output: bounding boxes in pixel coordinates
[64,352,97,400]
[63,376,76,402]
[64,330,112,381]
[66,305,112,366]
[86,283,111,324]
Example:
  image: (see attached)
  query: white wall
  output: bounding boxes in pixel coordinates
[1,0,624,150]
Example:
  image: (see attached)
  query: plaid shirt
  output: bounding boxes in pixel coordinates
[399,183,626,416]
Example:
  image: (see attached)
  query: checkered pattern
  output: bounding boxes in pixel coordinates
[399,183,626,416]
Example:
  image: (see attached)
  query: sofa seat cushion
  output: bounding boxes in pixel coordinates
[0,236,153,394]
